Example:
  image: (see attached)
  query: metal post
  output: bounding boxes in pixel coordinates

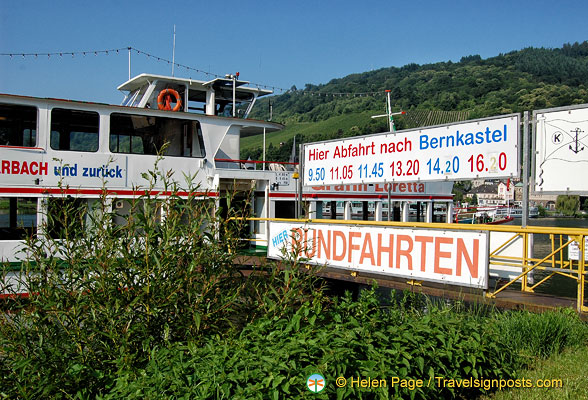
[387,183,391,221]
[375,201,383,221]
[577,235,586,312]
[371,91,403,131]
[309,201,318,219]
[265,185,270,248]
[294,183,299,219]
[297,143,304,218]
[172,25,176,77]
[232,75,236,117]
[269,101,273,121]
[402,202,410,222]
[447,202,454,223]
[128,47,131,80]
[344,201,352,220]
[522,111,530,228]
[262,127,266,170]
[426,202,433,223]
[522,232,529,292]
[386,90,393,132]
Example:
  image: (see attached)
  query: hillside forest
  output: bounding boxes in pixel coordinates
[242,41,588,162]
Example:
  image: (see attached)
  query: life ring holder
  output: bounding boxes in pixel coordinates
[157,88,182,111]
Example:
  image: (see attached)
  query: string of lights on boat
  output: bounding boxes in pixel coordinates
[1,46,389,98]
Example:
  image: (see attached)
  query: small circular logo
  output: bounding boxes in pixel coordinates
[306,373,326,393]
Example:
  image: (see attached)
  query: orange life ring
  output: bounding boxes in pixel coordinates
[157,88,182,111]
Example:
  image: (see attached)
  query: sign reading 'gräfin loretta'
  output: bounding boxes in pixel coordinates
[268,222,489,289]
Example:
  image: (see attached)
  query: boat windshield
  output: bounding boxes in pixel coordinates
[121,90,137,107]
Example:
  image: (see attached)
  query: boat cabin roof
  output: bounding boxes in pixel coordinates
[117,73,273,118]
[118,73,272,99]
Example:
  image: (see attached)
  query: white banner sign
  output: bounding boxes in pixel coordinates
[534,105,588,193]
[303,115,519,186]
[268,221,489,289]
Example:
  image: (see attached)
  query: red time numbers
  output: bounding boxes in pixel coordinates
[467,152,507,173]
[390,159,419,178]
[330,165,353,180]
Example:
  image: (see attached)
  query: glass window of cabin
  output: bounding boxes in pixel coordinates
[109,113,205,158]
[121,86,149,108]
[121,89,139,107]
[50,108,99,152]
[274,201,295,219]
[0,197,38,240]
[0,104,37,147]
[148,82,185,112]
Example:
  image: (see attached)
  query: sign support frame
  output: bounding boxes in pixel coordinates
[522,111,530,228]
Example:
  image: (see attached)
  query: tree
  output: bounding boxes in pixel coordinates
[556,195,580,216]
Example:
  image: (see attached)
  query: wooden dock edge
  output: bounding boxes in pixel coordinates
[235,255,586,320]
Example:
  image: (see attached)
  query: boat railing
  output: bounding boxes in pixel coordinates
[214,158,298,172]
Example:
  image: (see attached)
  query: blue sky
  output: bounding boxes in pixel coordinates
[1,0,587,104]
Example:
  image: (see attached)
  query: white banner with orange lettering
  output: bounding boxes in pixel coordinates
[268,222,489,289]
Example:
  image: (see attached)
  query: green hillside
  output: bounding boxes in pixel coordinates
[243,41,588,161]
[241,111,377,152]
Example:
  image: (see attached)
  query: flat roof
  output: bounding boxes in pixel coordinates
[117,73,273,98]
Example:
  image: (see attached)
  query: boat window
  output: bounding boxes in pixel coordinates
[0,197,37,240]
[132,86,148,108]
[50,108,99,152]
[109,113,205,158]
[0,104,37,147]
[149,83,186,112]
[121,87,149,108]
[121,89,139,107]
[274,201,295,219]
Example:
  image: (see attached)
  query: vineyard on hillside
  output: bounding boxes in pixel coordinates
[402,109,471,129]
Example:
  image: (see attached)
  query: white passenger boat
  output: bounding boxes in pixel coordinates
[493,206,539,218]
[0,72,454,267]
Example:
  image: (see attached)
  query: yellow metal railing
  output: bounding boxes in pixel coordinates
[235,217,588,313]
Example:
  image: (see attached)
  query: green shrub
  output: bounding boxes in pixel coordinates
[495,309,588,360]
[100,290,520,400]
[0,167,319,399]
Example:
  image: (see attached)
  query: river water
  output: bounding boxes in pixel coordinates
[504,217,588,299]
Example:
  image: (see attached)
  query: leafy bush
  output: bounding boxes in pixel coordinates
[101,290,521,400]
[0,168,319,399]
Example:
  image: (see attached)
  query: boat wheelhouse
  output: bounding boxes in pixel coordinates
[0,73,455,265]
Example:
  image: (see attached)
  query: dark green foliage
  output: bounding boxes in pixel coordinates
[0,167,320,399]
[556,195,580,216]
[101,290,521,400]
[97,292,588,400]
[452,181,472,204]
